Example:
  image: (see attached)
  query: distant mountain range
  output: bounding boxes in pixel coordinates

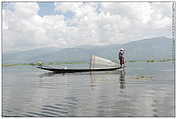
[3,37,174,64]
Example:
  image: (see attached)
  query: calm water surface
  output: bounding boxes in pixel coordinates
[2,62,175,117]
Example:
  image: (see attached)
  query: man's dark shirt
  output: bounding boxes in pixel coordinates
[119,51,124,59]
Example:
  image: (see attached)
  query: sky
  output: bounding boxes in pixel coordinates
[2,2,173,52]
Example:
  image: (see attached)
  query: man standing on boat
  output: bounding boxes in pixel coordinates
[119,48,125,68]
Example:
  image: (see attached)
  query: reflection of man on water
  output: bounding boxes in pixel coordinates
[119,70,126,89]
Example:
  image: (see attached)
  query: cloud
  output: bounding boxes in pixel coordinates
[3,2,67,52]
[55,2,84,13]
[14,2,39,18]
[2,2,173,52]
[99,2,172,42]
[101,2,153,24]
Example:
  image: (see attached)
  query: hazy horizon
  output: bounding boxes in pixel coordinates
[3,36,172,53]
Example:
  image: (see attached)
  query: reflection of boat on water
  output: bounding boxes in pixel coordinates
[39,68,126,89]
[89,70,126,89]
[37,55,124,73]
[39,72,59,78]
[39,70,120,78]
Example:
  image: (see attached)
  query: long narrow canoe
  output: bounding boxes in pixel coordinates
[37,66,122,73]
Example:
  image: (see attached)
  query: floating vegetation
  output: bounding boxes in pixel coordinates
[135,75,152,80]
[3,61,87,67]
[3,58,174,67]
[146,59,174,63]
[128,60,138,62]
[146,60,155,63]
[127,58,174,63]
[128,75,153,80]
[2,63,30,67]
[47,61,86,65]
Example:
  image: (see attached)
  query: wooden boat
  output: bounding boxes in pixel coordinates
[37,66,121,73]
[37,55,123,73]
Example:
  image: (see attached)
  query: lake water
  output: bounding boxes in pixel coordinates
[2,62,175,117]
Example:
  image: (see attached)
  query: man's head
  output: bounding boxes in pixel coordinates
[120,48,124,51]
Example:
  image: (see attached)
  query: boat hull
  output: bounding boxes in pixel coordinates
[37,66,122,73]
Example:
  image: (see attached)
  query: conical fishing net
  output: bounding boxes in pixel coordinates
[90,55,118,69]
